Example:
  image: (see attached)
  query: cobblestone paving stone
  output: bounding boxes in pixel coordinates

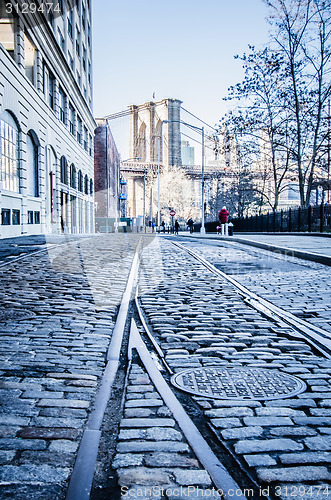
[182,239,331,333]
[135,238,331,499]
[111,360,214,499]
[0,234,138,499]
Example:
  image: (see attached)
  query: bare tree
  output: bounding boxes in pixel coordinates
[224,46,296,211]
[265,0,331,206]
[147,164,196,222]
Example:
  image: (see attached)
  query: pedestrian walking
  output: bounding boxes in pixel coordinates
[161,221,166,233]
[187,218,194,234]
[174,220,179,235]
[218,206,229,236]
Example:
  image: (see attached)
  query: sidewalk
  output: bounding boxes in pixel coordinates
[177,232,331,266]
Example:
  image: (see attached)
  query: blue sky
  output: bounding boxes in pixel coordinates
[92,0,271,155]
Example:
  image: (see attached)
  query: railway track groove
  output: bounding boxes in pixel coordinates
[126,237,331,499]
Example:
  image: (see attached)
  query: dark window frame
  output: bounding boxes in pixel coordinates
[60,156,68,185]
[27,210,34,224]
[70,164,76,188]
[34,211,40,224]
[12,209,20,225]
[59,86,66,123]
[1,209,11,225]
[78,170,83,192]
[48,70,55,110]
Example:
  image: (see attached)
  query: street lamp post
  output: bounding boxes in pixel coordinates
[157,137,160,231]
[143,168,147,232]
[114,160,119,233]
[164,120,205,234]
[119,157,142,232]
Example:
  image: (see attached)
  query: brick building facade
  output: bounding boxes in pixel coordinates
[94,119,120,221]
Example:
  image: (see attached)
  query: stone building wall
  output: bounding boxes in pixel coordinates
[0,1,95,237]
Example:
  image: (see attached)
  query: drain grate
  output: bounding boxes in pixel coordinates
[0,309,36,322]
[171,367,306,400]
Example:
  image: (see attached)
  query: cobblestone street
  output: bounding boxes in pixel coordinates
[0,234,330,499]
[181,237,331,332]
[0,234,140,499]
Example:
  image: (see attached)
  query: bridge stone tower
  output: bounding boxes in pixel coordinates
[129,98,182,167]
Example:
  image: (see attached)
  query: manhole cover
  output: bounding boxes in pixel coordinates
[171,367,306,400]
[0,309,36,322]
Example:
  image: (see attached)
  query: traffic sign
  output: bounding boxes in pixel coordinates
[170,210,176,217]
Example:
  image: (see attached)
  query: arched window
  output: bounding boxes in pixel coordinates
[78,170,83,192]
[90,179,93,195]
[0,110,20,193]
[60,156,68,184]
[84,174,88,194]
[26,131,39,197]
[70,164,76,188]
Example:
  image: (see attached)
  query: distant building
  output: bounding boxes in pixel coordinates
[0,1,95,237]
[94,119,120,222]
[181,140,195,166]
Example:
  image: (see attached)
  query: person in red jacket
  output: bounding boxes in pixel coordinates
[218,206,229,236]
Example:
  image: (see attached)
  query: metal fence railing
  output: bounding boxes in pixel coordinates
[194,204,331,233]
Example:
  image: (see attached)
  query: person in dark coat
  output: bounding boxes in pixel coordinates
[174,220,179,235]
[187,218,194,233]
[218,206,229,236]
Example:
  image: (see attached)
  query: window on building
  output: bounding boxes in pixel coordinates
[78,170,83,192]
[68,9,73,38]
[70,164,76,188]
[0,111,20,193]
[0,10,15,60]
[48,70,55,110]
[59,87,66,123]
[58,28,65,51]
[82,45,86,71]
[48,9,54,28]
[1,209,11,225]
[34,211,40,224]
[89,134,92,156]
[24,33,36,84]
[60,156,68,184]
[75,25,80,56]
[84,126,88,151]
[84,174,88,194]
[82,3,86,30]
[76,71,81,87]
[89,179,93,195]
[69,52,74,70]
[87,23,91,46]
[88,61,91,83]
[27,210,34,224]
[69,103,75,134]
[12,209,20,225]
[26,132,39,197]
[77,116,82,143]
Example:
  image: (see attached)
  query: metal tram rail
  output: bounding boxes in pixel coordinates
[172,241,331,359]
[6,234,327,498]
[0,243,58,269]
[65,237,250,500]
[67,235,330,499]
